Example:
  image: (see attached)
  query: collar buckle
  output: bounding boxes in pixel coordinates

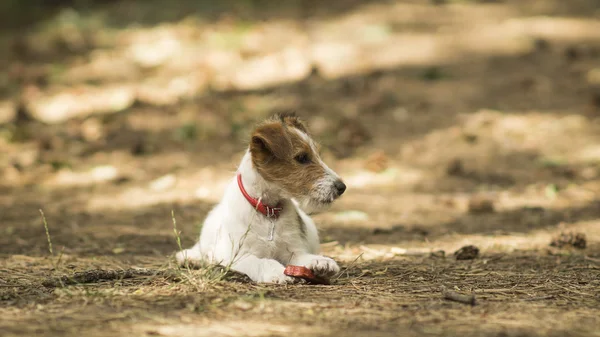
[265,206,282,218]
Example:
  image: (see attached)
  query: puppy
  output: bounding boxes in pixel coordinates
[176,112,346,283]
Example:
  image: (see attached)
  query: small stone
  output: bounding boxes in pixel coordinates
[130,139,150,156]
[565,46,580,62]
[462,133,478,143]
[534,38,550,52]
[454,245,479,260]
[430,250,446,258]
[468,196,495,214]
[550,232,586,249]
[446,158,464,176]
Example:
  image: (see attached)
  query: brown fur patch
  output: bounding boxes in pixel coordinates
[249,114,327,198]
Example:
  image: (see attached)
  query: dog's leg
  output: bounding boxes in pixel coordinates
[229,254,299,284]
[289,253,340,278]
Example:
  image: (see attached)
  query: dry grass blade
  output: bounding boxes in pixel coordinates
[172,209,184,254]
[334,252,364,280]
[39,209,53,256]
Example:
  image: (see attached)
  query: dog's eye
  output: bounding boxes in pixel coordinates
[294,153,311,164]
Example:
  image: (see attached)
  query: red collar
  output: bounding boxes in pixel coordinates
[237,173,282,218]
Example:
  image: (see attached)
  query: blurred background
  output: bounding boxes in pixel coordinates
[1,0,600,258]
[2,1,600,336]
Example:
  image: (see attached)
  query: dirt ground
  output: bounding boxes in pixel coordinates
[1,0,600,336]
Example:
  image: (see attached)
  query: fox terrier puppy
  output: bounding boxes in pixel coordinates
[176,112,346,284]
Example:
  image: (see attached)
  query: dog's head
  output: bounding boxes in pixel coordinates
[249,112,346,213]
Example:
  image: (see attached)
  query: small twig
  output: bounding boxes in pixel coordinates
[548,281,593,297]
[442,287,476,306]
[522,295,555,301]
[349,281,361,291]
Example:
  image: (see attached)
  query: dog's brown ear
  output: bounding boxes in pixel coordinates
[277,111,309,134]
[250,122,292,162]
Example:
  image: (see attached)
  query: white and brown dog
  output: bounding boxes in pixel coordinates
[176,112,346,284]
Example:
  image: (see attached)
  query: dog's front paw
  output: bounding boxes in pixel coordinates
[176,248,203,267]
[304,256,340,278]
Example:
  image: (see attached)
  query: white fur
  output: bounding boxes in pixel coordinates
[176,150,341,284]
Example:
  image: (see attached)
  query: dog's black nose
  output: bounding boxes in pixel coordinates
[334,180,346,196]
